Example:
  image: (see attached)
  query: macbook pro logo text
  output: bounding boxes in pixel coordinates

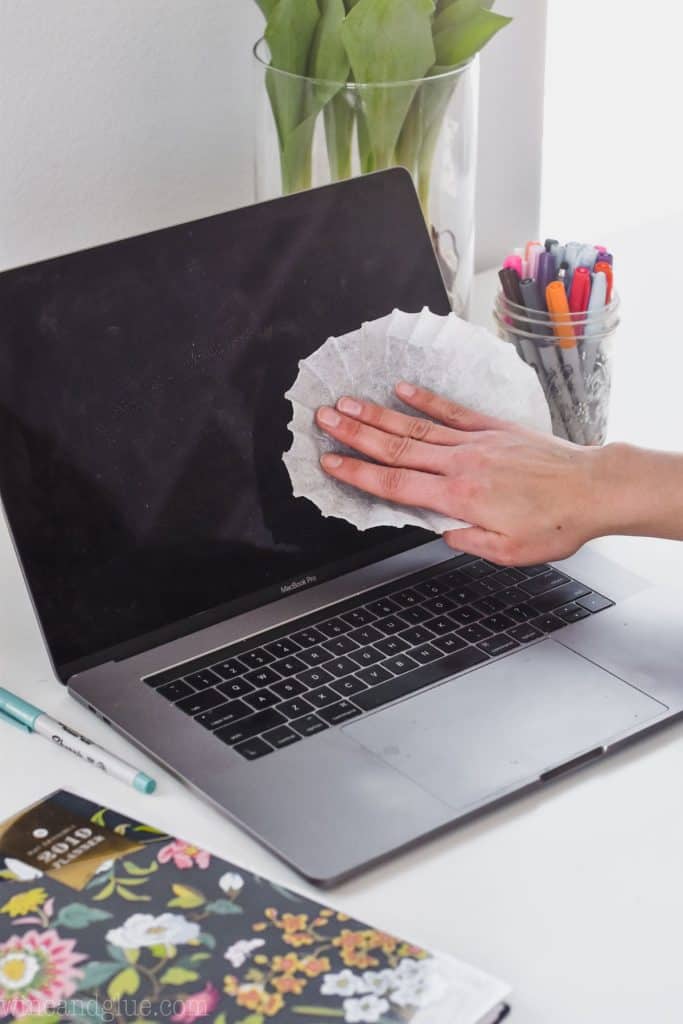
[280,575,317,595]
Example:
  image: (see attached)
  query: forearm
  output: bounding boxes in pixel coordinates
[597,443,683,541]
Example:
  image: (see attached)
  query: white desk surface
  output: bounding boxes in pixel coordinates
[1,215,682,1023]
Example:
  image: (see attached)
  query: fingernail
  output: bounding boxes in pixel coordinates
[337,397,362,416]
[321,454,343,470]
[317,407,341,428]
[397,381,416,398]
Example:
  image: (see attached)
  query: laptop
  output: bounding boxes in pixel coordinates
[0,169,681,885]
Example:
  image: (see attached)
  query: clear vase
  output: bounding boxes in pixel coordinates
[253,39,479,317]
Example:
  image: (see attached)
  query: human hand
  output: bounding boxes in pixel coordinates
[316,382,617,566]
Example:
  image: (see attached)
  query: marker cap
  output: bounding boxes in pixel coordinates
[133,772,157,795]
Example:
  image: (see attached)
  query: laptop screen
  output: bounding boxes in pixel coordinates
[0,170,451,677]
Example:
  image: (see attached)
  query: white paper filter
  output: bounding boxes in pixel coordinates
[283,308,552,533]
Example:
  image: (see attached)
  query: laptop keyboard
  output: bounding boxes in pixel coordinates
[143,554,614,761]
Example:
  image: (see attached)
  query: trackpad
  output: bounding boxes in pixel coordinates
[343,641,666,812]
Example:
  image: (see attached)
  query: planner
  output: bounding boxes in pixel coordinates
[0,792,510,1024]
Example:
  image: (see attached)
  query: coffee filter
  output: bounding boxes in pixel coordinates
[283,308,552,533]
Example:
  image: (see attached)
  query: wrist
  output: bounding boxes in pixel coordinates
[591,442,683,540]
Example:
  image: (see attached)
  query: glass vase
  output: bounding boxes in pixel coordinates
[253,39,479,317]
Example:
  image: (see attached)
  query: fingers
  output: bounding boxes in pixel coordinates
[396,382,509,432]
[320,453,456,517]
[316,407,452,473]
[334,396,467,446]
[443,527,519,567]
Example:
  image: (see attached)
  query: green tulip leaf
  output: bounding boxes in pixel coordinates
[341,0,436,167]
[434,7,511,67]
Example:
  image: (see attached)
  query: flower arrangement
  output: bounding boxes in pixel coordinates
[253,0,512,209]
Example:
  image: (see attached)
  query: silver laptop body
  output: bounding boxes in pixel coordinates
[0,171,680,884]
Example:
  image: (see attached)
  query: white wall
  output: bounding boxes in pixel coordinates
[0,0,545,274]
[541,0,683,239]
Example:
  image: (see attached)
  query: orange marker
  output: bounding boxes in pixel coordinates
[594,260,614,303]
[545,281,575,347]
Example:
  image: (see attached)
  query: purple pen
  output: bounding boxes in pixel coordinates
[535,250,557,307]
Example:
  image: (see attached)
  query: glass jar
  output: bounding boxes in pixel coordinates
[493,292,621,445]
[253,39,479,317]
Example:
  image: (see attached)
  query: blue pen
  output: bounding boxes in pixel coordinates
[0,687,156,794]
[577,244,599,272]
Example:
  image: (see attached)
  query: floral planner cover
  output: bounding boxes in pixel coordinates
[0,792,510,1024]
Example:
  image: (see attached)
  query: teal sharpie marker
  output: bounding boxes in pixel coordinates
[0,687,156,794]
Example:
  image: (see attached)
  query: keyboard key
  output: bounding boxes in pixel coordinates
[326,656,362,678]
[397,605,432,625]
[212,659,247,681]
[399,625,435,646]
[297,666,334,688]
[352,646,385,667]
[324,635,360,657]
[245,689,280,711]
[424,595,457,616]
[348,624,384,645]
[375,615,405,634]
[272,655,308,677]
[462,560,497,580]
[144,665,187,689]
[411,643,443,664]
[158,680,194,702]
[531,613,565,633]
[234,737,273,760]
[185,668,222,690]
[176,688,226,717]
[508,623,544,644]
[263,725,301,750]
[306,685,339,708]
[499,586,532,608]
[265,638,300,659]
[198,699,252,731]
[318,617,352,638]
[450,606,481,626]
[330,676,368,697]
[478,636,520,657]
[394,588,422,607]
[216,708,286,745]
[366,597,400,617]
[480,613,516,632]
[425,616,459,636]
[520,570,569,597]
[458,623,492,643]
[474,596,506,616]
[416,579,450,598]
[342,607,376,628]
[505,603,537,623]
[318,701,362,725]
[384,653,419,675]
[298,645,334,667]
[278,696,314,719]
[245,666,281,688]
[558,603,591,623]
[492,568,526,588]
[293,714,329,738]
[356,664,394,686]
[529,581,591,614]
[520,564,550,577]
[291,626,325,648]
[217,678,255,700]
[356,646,489,712]
[270,678,308,700]
[432,634,468,655]
[577,592,614,613]
[240,648,274,670]
[374,635,409,656]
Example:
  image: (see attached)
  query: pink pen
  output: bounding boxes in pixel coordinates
[503,254,523,277]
